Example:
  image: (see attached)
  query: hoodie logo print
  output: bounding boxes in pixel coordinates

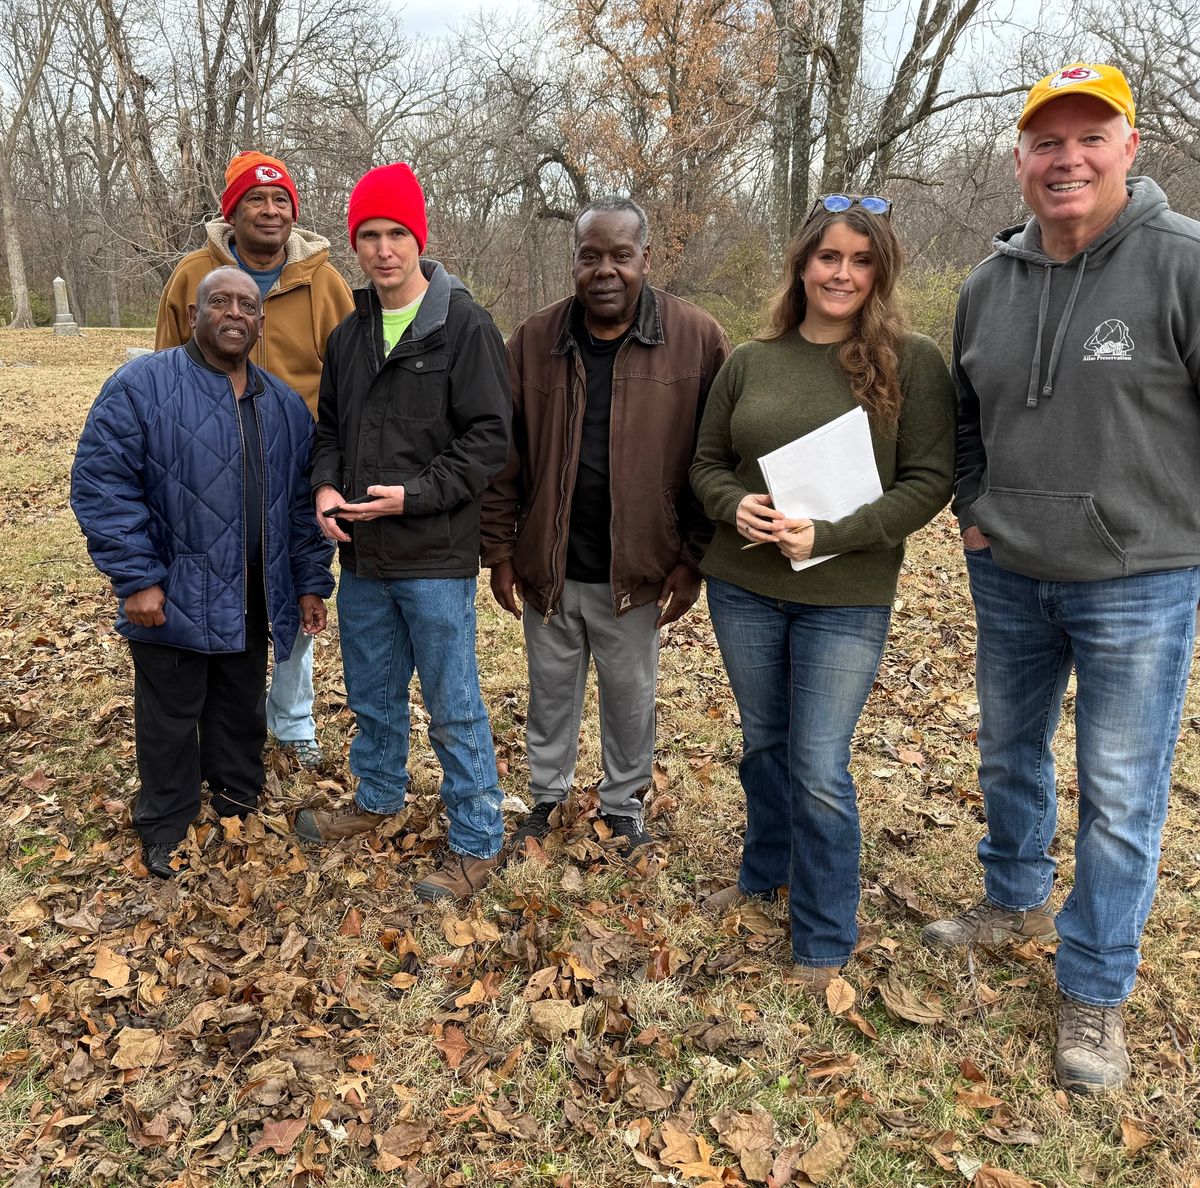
[1083,319,1134,362]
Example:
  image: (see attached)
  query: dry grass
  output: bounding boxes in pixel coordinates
[0,328,1197,1187]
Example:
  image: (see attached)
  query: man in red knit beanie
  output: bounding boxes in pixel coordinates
[155,150,353,777]
[296,163,512,904]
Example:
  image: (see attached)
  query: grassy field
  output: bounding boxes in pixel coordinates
[0,328,1197,1188]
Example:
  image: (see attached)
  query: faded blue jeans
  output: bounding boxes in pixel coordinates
[267,629,315,742]
[337,570,503,859]
[707,578,891,968]
[966,548,1200,1005]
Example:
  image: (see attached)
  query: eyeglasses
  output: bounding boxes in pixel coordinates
[806,194,892,220]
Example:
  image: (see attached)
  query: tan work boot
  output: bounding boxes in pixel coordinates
[921,897,1057,950]
[414,852,500,902]
[294,802,389,844]
[787,964,843,996]
[1055,994,1130,1093]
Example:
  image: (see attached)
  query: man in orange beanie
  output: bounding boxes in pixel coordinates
[295,163,512,904]
[155,151,353,772]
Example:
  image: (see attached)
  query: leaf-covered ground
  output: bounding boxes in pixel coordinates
[1,329,1197,1188]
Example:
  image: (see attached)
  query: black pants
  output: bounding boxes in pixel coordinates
[129,584,268,844]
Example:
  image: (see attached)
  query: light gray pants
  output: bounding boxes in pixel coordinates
[523,580,659,819]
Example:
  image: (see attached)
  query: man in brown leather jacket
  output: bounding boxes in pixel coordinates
[481,197,729,855]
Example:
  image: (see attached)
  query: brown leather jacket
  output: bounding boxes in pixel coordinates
[481,286,729,618]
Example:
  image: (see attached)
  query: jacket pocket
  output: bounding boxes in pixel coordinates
[376,509,452,564]
[388,353,449,422]
[973,487,1127,581]
[162,553,210,632]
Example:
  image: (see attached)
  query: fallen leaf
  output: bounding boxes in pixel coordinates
[710,1103,776,1182]
[90,944,131,988]
[974,1167,1045,1188]
[434,1025,471,1070]
[1119,1118,1155,1152]
[111,1027,170,1070]
[529,999,584,1041]
[339,906,363,937]
[248,1117,307,1157]
[825,976,855,1016]
[374,1120,431,1171]
[798,1125,854,1182]
[955,1086,1005,1110]
[878,973,945,1025]
[443,914,502,946]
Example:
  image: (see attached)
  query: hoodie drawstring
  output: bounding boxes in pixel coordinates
[1026,253,1089,408]
[1026,265,1053,408]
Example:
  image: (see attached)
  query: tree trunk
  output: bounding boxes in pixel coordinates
[820,0,865,192]
[0,157,34,328]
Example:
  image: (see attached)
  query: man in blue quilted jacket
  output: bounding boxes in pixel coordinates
[71,268,335,879]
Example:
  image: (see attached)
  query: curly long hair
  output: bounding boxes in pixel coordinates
[760,206,906,432]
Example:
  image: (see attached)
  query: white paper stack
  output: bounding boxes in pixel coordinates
[757,405,882,571]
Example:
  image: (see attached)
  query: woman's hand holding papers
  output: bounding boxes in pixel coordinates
[736,492,814,559]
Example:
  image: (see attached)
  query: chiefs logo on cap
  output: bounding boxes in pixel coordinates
[255,165,284,182]
[1049,67,1102,89]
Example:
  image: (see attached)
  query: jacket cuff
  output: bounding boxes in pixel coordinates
[480,543,515,567]
[402,476,424,515]
[113,573,166,599]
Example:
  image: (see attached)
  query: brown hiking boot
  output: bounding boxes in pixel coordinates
[414,852,500,902]
[294,802,390,844]
[921,897,1057,950]
[787,964,843,996]
[1055,995,1130,1093]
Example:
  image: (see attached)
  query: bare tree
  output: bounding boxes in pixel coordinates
[0,0,64,326]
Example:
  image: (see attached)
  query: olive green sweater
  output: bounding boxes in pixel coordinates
[690,331,954,605]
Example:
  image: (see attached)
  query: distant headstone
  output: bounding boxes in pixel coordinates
[125,347,153,361]
[53,277,80,336]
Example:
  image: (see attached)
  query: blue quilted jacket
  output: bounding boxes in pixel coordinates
[71,345,334,660]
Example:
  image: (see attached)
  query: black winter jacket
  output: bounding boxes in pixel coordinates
[312,261,511,578]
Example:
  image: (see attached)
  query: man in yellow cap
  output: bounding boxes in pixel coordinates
[922,63,1200,1093]
[156,152,354,771]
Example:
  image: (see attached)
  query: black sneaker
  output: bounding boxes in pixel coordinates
[143,841,187,879]
[511,801,556,850]
[600,813,652,853]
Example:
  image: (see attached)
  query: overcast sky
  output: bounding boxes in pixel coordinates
[397,0,538,37]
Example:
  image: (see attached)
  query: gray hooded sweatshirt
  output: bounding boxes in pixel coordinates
[953,176,1200,582]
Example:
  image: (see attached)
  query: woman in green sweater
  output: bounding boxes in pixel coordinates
[690,197,954,988]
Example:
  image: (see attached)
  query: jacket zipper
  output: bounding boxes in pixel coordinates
[252,395,270,624]
[546,351,586,623]
[231,380,249,620]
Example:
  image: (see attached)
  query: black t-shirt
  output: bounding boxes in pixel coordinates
[566,308,630,583]
[237,393,264,572]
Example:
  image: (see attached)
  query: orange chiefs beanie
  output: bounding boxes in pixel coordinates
[221,152,300,221]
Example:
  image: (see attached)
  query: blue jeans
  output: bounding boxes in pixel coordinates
[967,549,1199,1005]
[706,578,891,967]
[337,570,503,859]
[266,629,315,742]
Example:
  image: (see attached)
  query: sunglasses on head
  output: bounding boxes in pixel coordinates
[806,193,892,220]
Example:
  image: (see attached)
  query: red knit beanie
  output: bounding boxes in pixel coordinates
[347,163,428,252]
[221,152,299,221]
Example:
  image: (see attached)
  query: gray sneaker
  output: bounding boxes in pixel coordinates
[921,897,1057,950]
[1055,995,1130,1093]
[284,739,323,770]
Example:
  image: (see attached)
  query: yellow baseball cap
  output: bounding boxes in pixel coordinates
[1018,62,1136,130]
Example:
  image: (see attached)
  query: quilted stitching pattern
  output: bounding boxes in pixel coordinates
[72,347,334,660]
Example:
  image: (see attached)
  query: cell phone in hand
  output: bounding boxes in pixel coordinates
[322,494,381,517]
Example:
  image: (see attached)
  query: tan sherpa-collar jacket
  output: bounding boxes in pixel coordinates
[154,219,354,416]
